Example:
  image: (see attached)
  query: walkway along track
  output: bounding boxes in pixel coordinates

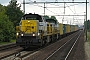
[45,30,82,60]
[12,31,80,60]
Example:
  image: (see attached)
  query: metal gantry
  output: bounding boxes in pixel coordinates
[22,0,88,41]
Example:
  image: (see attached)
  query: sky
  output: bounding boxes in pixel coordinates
[0,0,90,25]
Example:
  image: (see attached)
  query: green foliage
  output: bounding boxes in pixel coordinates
[50,16,57,20]
[84,20,90,31]
[50,16,58,24]
[0,4,15,42]
[0,0,24,43]
[0,0,24,42]
[87,32,90,43]
[43,15,50,20]
[0,40,16,45]
[43,15,58,24]
[5,0,24,26]
[0,42,11,45]
[43,15,57,21]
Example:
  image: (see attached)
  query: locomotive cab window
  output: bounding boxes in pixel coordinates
[46,19,57,24]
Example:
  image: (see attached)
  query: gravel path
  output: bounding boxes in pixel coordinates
[85,42,90,60]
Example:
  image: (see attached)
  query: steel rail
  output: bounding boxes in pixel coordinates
[14,32,78,60]
[0,43,16,51]
[45,31,80,60]
[0,47,23,59]
[64,31,82,60]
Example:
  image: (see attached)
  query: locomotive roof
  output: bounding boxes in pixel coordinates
[22,13,43,22]
[23,13,42,17]
[46,18,57,21]
[46,18,57,24]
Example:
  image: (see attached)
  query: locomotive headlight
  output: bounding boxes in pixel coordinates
[33,34,35,36]
[17,33,19,36]
[21,34,23,36]
[38,33,40,35]
[28,21,30,22]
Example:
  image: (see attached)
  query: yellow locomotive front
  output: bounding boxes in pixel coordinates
[19,20,38,36]
[16,13,45,48]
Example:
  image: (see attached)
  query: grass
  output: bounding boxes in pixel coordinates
[0,40,16,45]
[87,32,90,44]
[10,39,16,43]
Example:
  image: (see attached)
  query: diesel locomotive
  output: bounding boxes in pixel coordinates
[16,13,78,48]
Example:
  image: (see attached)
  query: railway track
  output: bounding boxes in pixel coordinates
[64,32,81,60]
[1,31,82,60]
[0,43,16,51]
[14,46,40,60]
[0,43,24,60]
[45,30,82,60]
[2,45,43,60]
[0,46,23,60]
[9,31,79,60]
[23,31,81,60]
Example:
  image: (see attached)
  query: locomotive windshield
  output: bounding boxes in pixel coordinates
[21,13,43,22]
[46,19,57,24]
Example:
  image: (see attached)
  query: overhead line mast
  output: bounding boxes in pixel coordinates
[23,0,25,14]
[86,0,88,41]
[44,3,45,16]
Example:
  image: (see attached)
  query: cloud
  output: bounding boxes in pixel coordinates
[0,0,10,4]
[20,3,88,24]
[1,0,90,25]
[0,0,10,6]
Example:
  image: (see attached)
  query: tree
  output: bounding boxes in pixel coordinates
[43,15,50,20]
[0,4,15,42]
[50,16,57,20]
[84,20,90,31]
[5,0,24,26]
